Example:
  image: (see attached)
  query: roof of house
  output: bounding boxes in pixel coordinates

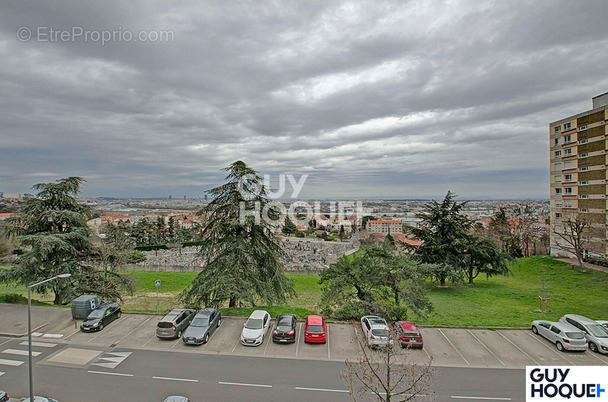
[367,220,401,224]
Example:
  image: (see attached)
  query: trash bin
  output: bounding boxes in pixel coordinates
[71,294,100,319]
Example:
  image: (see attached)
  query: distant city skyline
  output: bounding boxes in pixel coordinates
[1,1,608,199]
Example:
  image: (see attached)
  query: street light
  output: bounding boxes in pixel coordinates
[28,273,71,402]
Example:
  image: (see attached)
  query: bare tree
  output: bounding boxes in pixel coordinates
[554,215,589,268]
[342,327,433,401]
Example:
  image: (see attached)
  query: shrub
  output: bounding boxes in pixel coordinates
[135,244,168,251]
[127,250,147,264]
[0,293,27,304]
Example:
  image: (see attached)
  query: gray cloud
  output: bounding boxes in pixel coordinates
[1,0,607,199]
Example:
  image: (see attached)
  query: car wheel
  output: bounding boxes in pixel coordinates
[556,341,564,351]
[204,333,209,344]
[177,330,182,338]
[590,342,598,353]
[531,326,538,334]
[98,323,104,331]
[117,311,121,319]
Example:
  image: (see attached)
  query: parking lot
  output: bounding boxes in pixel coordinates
[27,310,608,369]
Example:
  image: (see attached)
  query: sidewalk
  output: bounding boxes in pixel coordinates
[0,303,73,337]
[556,257,608,274]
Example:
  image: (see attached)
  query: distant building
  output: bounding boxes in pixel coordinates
[366,219,402,235]
[549,92,608,259]
[0,193,23,200]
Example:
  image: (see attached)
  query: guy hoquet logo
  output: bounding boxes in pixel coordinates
[527,367,607,401]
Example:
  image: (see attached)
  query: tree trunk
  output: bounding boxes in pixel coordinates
[229,295,236,308]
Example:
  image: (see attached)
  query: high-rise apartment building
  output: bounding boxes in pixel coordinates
[549,92,608,259]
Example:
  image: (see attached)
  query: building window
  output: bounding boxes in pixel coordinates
[579,194,589,199]
[564,122,571,130]
[564,187,573,194]
[554,163,562,170]
[555,213,561,218]
[564,174,572,182]
[563,148,572,156]
[554,126,561,133]
[555,188,562,195]
[579,181,588,185]
[579,167,589,172]
[554,138,560,146]
[564,200,573,208]
[563,135,572,143]
[579,139,588,144]
[579,208,588,213]
[563,161,573,169]
[554,175,562,183]
[578,125,588,131]
[554,150,561,157]
[579,153,588,158]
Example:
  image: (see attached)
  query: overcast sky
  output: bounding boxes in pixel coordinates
[1,1,608,200]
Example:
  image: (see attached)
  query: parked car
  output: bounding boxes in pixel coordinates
[182,307,221,345]
[361,315,390,349]
[272,313,297,343]
[163,397,190,402]
[0,390,9,402]
[240,310,271,346]
[21,397,59,402]
[394,321,424,349]
[304,314,326,344]
[559,314,608,354]
[531,320,587,351]
[80,302,121,332]
[597,320,608,329]
[156,308,196,339]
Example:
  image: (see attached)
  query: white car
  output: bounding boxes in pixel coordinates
[559,314,608,354]
[241,310,271,346]
[531,320,587,351]
[361,315,390,349]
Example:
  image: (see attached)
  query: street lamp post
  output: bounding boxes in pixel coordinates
[28,273,71,402]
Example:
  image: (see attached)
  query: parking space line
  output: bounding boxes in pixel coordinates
[438,329,469,365]
[0,371,4,377]
[451,396,511,400]
[64,328,80,340]
[170,338,181,349]
[87,370,133,377]
[231,338,240,353]
[115,315,153,345]
[327,325,331,359]
[263,332,271,355]
[588,351,608,364]
[295,323,301,357]
[153,376,198,383]
[295,386,349,393]
[219,381,272,388]
[496,331,540,365]
[142,335,157,348]
[422,346,431,360]
[525,332,577,365]
[467,330,505,366]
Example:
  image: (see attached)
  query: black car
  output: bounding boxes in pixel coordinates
[272,313,297,343]
[81,302,121,332]
[182,307,221,345]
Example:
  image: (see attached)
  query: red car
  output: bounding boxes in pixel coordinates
[304,314,326,343]
[394,321,423,349]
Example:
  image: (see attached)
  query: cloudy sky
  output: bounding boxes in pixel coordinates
[1,1,608,200]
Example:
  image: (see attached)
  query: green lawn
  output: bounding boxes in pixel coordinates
[2,257,607,327]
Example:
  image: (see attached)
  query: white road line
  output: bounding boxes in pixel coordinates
[263,332,271,355]
[42,333,63,338]
[153,376,198,383]
[219,381,272,388]
[438,329,469,365]
[64,328,81,340]
[295,386,350,393]
[19,341,57,348]
[327,325,331,359]
[0,371,4,377]
[88,370,133,377]
[231,338,240,353]
[587,349,608,364]
[142,335,157,348]
[170,337,181,349]
[0,358,24,367]
[115,316,153,345]
[3,349,41,357]
[496,331,540,365]
[295,322,301,357]
[525,332,577,365]
[451,396,511,400]
[422,346,431,360]
[467,330,505,366]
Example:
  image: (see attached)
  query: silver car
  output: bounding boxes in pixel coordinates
[240,310,271,346]
[156,308,196,339]
[559,314,608,354]
[361,315,390,349]
[182,307,221,345]
[531,320,587,351]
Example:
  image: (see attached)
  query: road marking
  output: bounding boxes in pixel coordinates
[327,324,331,359]
[422,346,431,360]
[0,371,4,377]
[219,381,272,388]
[438,329,469,365]
[0,358,24,367]
[153,376,198,383]
[231,337,240,353]
[171,337,181,349]
[588,351,608,364]
[115,316,154,345]
[451,396,511,400]
[467,330,505,366]
[295,386,350,393]
[0,339,13,347]
[92,352,132,369]
[525,332,577,365]
[142,335,157,348]
[263,331,271,355]
[64,328,81,340]
[88,370,133,377]
[19,341,57,348]
[496,331,540,365]
[295,323,301,357]
[42,333,63,338]
[3,349,41,357]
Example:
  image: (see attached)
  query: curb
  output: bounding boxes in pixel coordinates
[0,322,49,338]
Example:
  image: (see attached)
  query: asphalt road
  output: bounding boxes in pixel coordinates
[0,337,525,401]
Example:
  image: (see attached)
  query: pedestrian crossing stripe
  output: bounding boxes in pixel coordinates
[0,358,24,366]
[91,351,132,369]
[2,349,41,357]
[19,341,57,348]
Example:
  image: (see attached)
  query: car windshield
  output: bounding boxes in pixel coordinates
[245,318,263,329]
[87,310,105,319]
[191,317,209,327]
[587,324,608,338]
[307,325,323,332]
[565,332,585,339]
[372,329,388,337]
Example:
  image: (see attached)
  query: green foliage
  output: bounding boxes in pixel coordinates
[282,216,297,235]
[361,215,376,228]
[295,230,305,238]
[319,246,433,320]
[0,293,26,303]
[180,161,294,308]
[127,250,147,263]
[181,240,203,247]
[135,244,168,251]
